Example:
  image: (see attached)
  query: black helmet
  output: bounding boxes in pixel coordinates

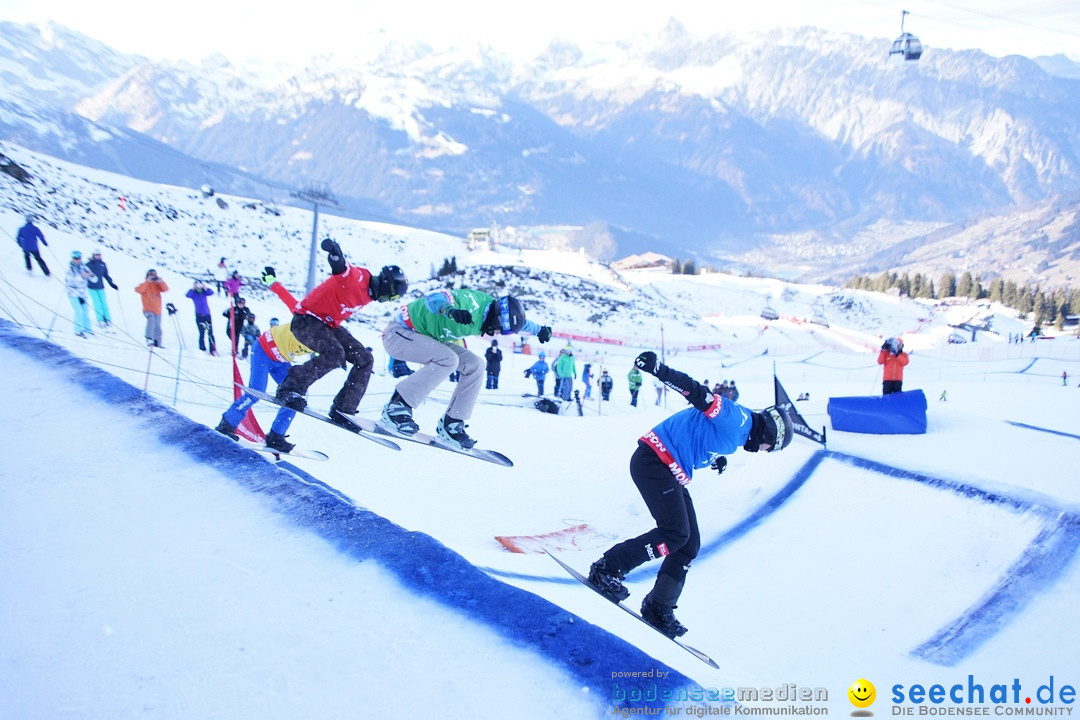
[745,405,793,453]
[494,296,526,335]
[371,265,409,302]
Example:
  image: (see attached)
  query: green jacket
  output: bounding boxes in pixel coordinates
[395,288,544,342]
[554,351,577,379]
[628,368,643,391]
[396,288,494,341]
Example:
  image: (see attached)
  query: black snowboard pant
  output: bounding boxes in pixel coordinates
[280,313,373,414]
[195,313,216,353]
[23,250,50,276]
[603,442,700,585]
[882,380,903,395]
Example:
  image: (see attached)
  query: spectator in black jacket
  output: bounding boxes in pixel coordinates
[485,339,503,389]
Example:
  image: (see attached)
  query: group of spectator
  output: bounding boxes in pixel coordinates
[18,215,268,354]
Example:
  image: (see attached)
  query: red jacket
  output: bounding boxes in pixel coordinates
[877,349,909,381]
[294,265,373,328]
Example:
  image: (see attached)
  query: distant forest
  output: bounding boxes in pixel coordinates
[845,270,1077,329]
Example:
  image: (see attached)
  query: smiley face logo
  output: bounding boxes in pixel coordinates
[848,679,876,709]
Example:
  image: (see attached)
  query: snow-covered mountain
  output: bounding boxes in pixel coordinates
[3,20,1080,286]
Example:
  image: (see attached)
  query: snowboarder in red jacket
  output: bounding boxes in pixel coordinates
[274,238,408,425]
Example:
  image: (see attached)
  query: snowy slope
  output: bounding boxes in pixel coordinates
[3,145,1080,716]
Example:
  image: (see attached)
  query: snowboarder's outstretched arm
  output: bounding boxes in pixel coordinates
[262,266,301,311]
[634,351,717,415]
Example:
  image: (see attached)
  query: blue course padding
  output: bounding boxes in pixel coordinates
[1006,421,1080,442]
[828,451,1080,665]
[827,389,927,434]
[0,320,694,713]
[912,513,1080,666]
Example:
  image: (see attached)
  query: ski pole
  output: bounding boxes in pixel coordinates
[172,348,182,407]
[44,289,69,342]
[166,303,185,351]
[112,284,129,333]
[143,345,154,394]
[166,303,185,406]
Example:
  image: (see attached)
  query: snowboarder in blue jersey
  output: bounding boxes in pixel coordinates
[588,351,793,638]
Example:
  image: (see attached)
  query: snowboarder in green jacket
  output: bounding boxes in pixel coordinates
[382,288,552,449]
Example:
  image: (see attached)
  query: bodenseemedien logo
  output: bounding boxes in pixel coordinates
[849,678,877,716]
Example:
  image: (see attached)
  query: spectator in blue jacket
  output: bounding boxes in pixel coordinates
[16,215,50,276]
[524,351,550,396]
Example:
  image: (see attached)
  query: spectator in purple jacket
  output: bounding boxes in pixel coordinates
[185,280,217,354]
[223,270,243,298]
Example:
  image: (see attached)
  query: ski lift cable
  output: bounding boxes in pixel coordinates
[917,0,1080,41]
[855,0,1080,42]
[860,0,1080,42]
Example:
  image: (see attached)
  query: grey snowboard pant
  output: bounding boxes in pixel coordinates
[382,322,484,420]
[144,311,163,346]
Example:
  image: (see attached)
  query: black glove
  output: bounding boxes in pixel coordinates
[711,456,727,475]
[78,297,86,305]
[524,369,531,378]
[166,302,178,316]
[109,282,118,290]
[262,266,277,286]
[322,239,346,275]
[537,326,552,343]
[635,351,660,375]
[448,308,472,324]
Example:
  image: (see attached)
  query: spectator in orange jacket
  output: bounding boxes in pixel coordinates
[878,337,909,395]
[135,268,169,348]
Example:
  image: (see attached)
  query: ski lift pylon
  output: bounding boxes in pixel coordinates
[889,10,923,61]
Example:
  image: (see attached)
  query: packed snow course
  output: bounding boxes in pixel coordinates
[5,273,1080,720]
[2,146,1080,717]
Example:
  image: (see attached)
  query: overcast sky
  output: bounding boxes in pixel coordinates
[4,0,1079,64]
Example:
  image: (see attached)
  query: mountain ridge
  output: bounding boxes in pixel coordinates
[2,20,1079,287]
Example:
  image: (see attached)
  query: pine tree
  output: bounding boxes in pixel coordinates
[957,271,975,298]
[873,271,892,293]
[939,272,957,298]
[988,278,1005,303]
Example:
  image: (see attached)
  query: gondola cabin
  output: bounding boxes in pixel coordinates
[889,10,923,61]
[890,32,923,61]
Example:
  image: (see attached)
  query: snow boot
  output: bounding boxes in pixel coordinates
[382,391,419,435]
[436,414,476,449]
[215,419,239,441]
[640,574,688,638]
[328,405,358,430]
[275,386,307,411]
[588,558,630,602]
[264,431,295,453]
